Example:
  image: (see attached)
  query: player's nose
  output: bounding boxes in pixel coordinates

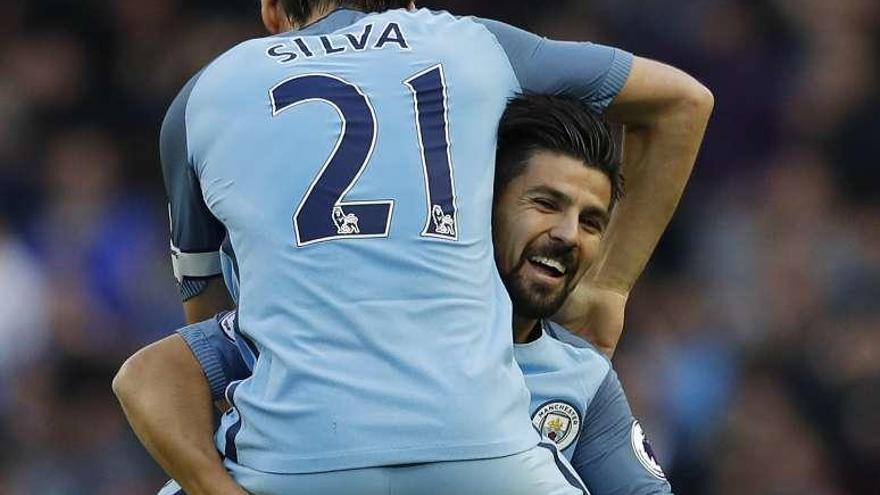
[547,213,579,247]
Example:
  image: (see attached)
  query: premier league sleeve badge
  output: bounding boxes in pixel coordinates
[631,420,666,480]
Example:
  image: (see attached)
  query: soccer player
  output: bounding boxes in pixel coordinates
[140,0,712,492]
[121,95,675,495]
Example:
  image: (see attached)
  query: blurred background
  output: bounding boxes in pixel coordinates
[0,0,878,493]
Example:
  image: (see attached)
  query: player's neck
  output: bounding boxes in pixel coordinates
[299,3,347,29]
[513,316,541,343]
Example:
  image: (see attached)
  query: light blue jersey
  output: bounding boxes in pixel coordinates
[161,8,632,474]
[522,322,674,494]
[175,314,673,494]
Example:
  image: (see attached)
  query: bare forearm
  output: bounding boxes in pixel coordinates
[554,122,696,355]
[553,57,712,355]
[113,335,246,495]
[591,97,710,293]
[590,56,713,293]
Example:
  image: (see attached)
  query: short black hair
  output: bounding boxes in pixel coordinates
[495,94,624,211]
[281,0,411,25]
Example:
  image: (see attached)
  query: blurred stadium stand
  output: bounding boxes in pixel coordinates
[0,1,877,493]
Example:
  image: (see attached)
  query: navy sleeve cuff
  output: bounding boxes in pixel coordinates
[179,277,210,301]
[178,323,229,401]
[593,49,633,113]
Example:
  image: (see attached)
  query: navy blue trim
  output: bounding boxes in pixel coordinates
[224,414,243,464]
[226,381,240,408]
[179,274,224,302]
[223,381,243,464]
[161,71,226,257]
[538,441,588,494]
[594,49,634,110]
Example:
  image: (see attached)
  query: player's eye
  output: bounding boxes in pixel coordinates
[580,217,603,234]
[533,198,557,210]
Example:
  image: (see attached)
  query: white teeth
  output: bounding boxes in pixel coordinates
[529,256,566,274]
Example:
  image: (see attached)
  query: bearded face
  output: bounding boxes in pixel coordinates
[492,151,611,320]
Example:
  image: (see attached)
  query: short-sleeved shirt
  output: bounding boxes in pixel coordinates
[180,314,673,494]
[161,7,632,473]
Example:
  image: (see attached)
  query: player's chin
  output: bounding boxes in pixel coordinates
[519,283,568,316]
[522,269,570,296]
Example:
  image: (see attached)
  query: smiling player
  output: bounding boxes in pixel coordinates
[122,95,675,495]
[125,0,711,491]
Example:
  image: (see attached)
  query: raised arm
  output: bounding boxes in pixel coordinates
[474,20,712,356]
[555,57,714,356]
[112,315,250,495]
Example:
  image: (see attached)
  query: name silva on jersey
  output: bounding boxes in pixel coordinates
[266,22,410,64]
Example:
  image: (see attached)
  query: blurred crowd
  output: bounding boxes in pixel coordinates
[0,0,877,493]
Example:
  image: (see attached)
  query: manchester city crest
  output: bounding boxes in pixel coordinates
[631,420,666,480]
[531,401,582,451]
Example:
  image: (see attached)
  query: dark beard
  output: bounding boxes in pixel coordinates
[504,273,571,319]
[500,241,577,319]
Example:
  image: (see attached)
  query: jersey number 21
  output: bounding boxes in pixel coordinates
[270,65,458,246]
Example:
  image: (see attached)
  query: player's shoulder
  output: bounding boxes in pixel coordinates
[191,35,278,82]
[394,8,505,47]
[545,321,608,359]
[399,8,507,29]
[516,320,611,382]
[544,320,612,374]
[375,8,508,45]
[165,35,268,112]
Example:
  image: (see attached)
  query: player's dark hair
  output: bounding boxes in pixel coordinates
[495,95,624,211]
[281,0,411,26]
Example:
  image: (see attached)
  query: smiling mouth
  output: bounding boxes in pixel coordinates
[527,255,567,279]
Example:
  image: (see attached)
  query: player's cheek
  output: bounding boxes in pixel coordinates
[503,224,530,272]
[577,234,601,266]
[497,239,520,276]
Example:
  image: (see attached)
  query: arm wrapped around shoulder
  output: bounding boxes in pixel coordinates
[555,57,713,356]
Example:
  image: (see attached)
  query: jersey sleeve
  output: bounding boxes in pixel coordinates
[572,370,674,494]
[473,18,632,114]
[177,312,251,401]
[160,73,226,300]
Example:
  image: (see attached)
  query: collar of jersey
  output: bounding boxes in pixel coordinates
[514,320,552,351]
